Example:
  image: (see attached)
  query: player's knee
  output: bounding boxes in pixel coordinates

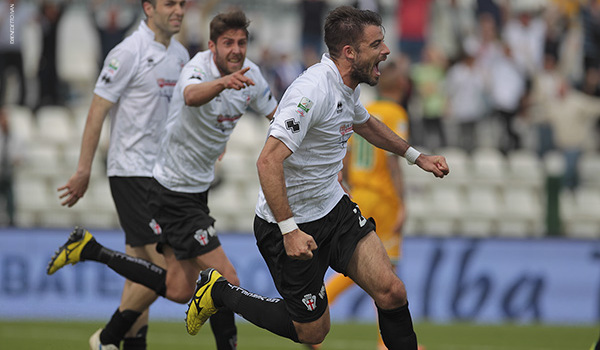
[296,323,329,344]
[375,278,407,309]
[166,281,196,304]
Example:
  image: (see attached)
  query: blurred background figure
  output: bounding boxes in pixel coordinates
[89,0,139,72]
[36,0,70,109]
[0,107,23,227]
[444,38,488,153]
[396,0,433,64]
[410,44,447,151]
[0,0,36,106]
[299,0,327,67]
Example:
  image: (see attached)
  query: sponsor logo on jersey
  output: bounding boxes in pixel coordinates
[302,294,317,311]
[157,79,177,88]
[336,101,343,113]
[149,219,162,235]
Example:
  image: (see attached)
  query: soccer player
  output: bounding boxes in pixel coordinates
[323,56,417,350]
[184,6,449,350]
[56,1,189,349]
[49,9,276,350]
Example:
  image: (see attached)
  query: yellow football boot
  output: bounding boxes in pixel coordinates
[47,227,94,275]
[185,268,224,335]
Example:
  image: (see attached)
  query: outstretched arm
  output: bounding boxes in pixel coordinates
[354,115,449,178]
[184,66,255,106]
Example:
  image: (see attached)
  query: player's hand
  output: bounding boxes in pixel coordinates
[57,171,90,207]
[223,67,255,90]
[283,229,318,260]
[415,154,449,178]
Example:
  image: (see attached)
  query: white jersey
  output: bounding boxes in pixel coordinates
[255,54,370,224]
[153,50,277,193]
[94,21,189,177]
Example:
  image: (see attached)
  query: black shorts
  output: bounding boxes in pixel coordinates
[253,195,375,323]
[147,178,221,260]
[109,176,159,247]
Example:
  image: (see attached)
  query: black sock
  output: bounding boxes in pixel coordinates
[106,252,167,297]
[80,239,114,264]
[212,281,299,342]
[100,309,142,347]
[209,308,238,350]
[377,303,417,350]
[123,325,148,350]
[80,240,167,296]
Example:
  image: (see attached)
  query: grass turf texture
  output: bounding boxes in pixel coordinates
[0,320,596,349]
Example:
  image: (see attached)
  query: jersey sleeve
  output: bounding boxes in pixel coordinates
[93,45,138,103]
[352,87,370,124]
[180,60,207,90]
[250,66,278,117]
[268,84,323,153]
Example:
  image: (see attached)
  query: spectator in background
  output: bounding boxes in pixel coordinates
[444,39,488,153]
[580,0,600,74]
[502,6,546,80]
[37,0,69,109]
[430,0,476,65]
[90,0,139,72]
[488,42,527,154]
[271,49,304,101]
[299,0,327,65]
[0,0,36,106]
[411,44,447,151]
[396,0,432,64]
[178,0,221,58]
[528,53,565,157]
[475,0,504,32]
[0,107,23,226]
[545,79,600,190]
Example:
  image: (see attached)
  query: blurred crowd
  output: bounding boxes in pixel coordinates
[1,0,600,226]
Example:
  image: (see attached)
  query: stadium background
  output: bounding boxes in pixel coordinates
[1,0,599,348]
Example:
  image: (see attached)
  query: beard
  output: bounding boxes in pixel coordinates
[214,48,243,76]
[350,59,379,86]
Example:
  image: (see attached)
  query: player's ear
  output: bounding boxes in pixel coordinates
[208,40,216,53]
[342,45,355,61]
[142,1,154,19]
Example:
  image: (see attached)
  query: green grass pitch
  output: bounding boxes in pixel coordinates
[0,320,596,349]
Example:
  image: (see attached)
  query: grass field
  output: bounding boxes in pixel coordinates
[0,320,597,350]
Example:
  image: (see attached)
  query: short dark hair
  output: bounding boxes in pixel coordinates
[324,6,383,60]
[209,9,250,43]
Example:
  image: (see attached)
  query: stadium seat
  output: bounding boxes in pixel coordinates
[506,149,544,190]
[578,152,600,189]
[438,147,471,188]
[471,147,507,189]
[5,105,35,142]
[461,186,501,237]
[498,187,544,237]
[35,106,75,146]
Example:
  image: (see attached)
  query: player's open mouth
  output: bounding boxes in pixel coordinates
[374,62,381,77]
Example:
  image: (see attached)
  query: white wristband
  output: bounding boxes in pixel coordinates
[404,146,421,165]
[277,217,298,235]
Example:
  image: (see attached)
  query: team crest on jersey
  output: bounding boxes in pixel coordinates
[336,101,343,113]
[189,67,205,81]
[149,219,162,235]
[302,294,317,311]
[194,226,216,246]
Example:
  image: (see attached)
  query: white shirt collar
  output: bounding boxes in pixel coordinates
[321,53,355,95]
